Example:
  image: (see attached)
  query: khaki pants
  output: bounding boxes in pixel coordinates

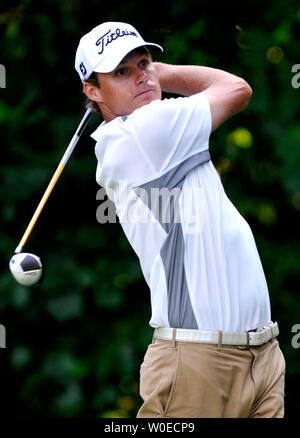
[137,335,285,418]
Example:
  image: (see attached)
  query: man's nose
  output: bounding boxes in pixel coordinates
[135,67,147,83]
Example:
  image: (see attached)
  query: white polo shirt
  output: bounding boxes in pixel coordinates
[91,92,271,332]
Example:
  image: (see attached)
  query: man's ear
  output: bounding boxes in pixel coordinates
[83,82,102,102]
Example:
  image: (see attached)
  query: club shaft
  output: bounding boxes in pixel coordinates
[15,108,92,254]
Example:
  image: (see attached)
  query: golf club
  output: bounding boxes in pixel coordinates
[9,107,93,287]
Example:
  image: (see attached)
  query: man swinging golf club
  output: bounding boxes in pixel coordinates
[75,21,285,418]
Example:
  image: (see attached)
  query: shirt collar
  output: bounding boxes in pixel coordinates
[90,120,106,142]
[90,115,128,142]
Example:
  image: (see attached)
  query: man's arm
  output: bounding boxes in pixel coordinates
[154,63,252,132]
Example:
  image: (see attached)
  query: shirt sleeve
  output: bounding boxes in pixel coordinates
[128,92,212,174]
[94,92,212,190]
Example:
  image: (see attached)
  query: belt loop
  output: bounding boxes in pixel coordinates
[246,331,250,348]
[172,328,177,348]
[217,331,222,351]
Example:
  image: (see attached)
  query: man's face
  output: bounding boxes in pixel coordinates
[91,49,162,121]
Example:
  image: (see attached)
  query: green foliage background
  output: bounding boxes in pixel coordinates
[0,0,299,418]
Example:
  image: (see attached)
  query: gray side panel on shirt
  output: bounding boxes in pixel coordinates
[160,222,198,328]
[135,149,210,329]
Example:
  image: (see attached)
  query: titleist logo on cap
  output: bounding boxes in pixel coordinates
[96,28,138,55]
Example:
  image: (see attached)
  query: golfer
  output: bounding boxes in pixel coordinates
[75,21,285,418]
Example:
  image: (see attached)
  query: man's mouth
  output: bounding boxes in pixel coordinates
[135,88,154,98]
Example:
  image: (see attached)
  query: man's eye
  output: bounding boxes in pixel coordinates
[116,68,126,76]
[140,59,148,68]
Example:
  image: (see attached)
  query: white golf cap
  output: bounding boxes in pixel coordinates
[75,21,163,82]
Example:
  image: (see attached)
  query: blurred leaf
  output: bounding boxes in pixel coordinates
[227,127,253,148]
[46,293,84,321]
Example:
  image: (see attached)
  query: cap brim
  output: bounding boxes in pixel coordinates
[93,42,163,74]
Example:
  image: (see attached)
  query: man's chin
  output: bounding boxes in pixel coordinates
[119,94,161,117]
[134,93,160,110]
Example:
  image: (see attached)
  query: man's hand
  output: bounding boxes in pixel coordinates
[153,62,252,132]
